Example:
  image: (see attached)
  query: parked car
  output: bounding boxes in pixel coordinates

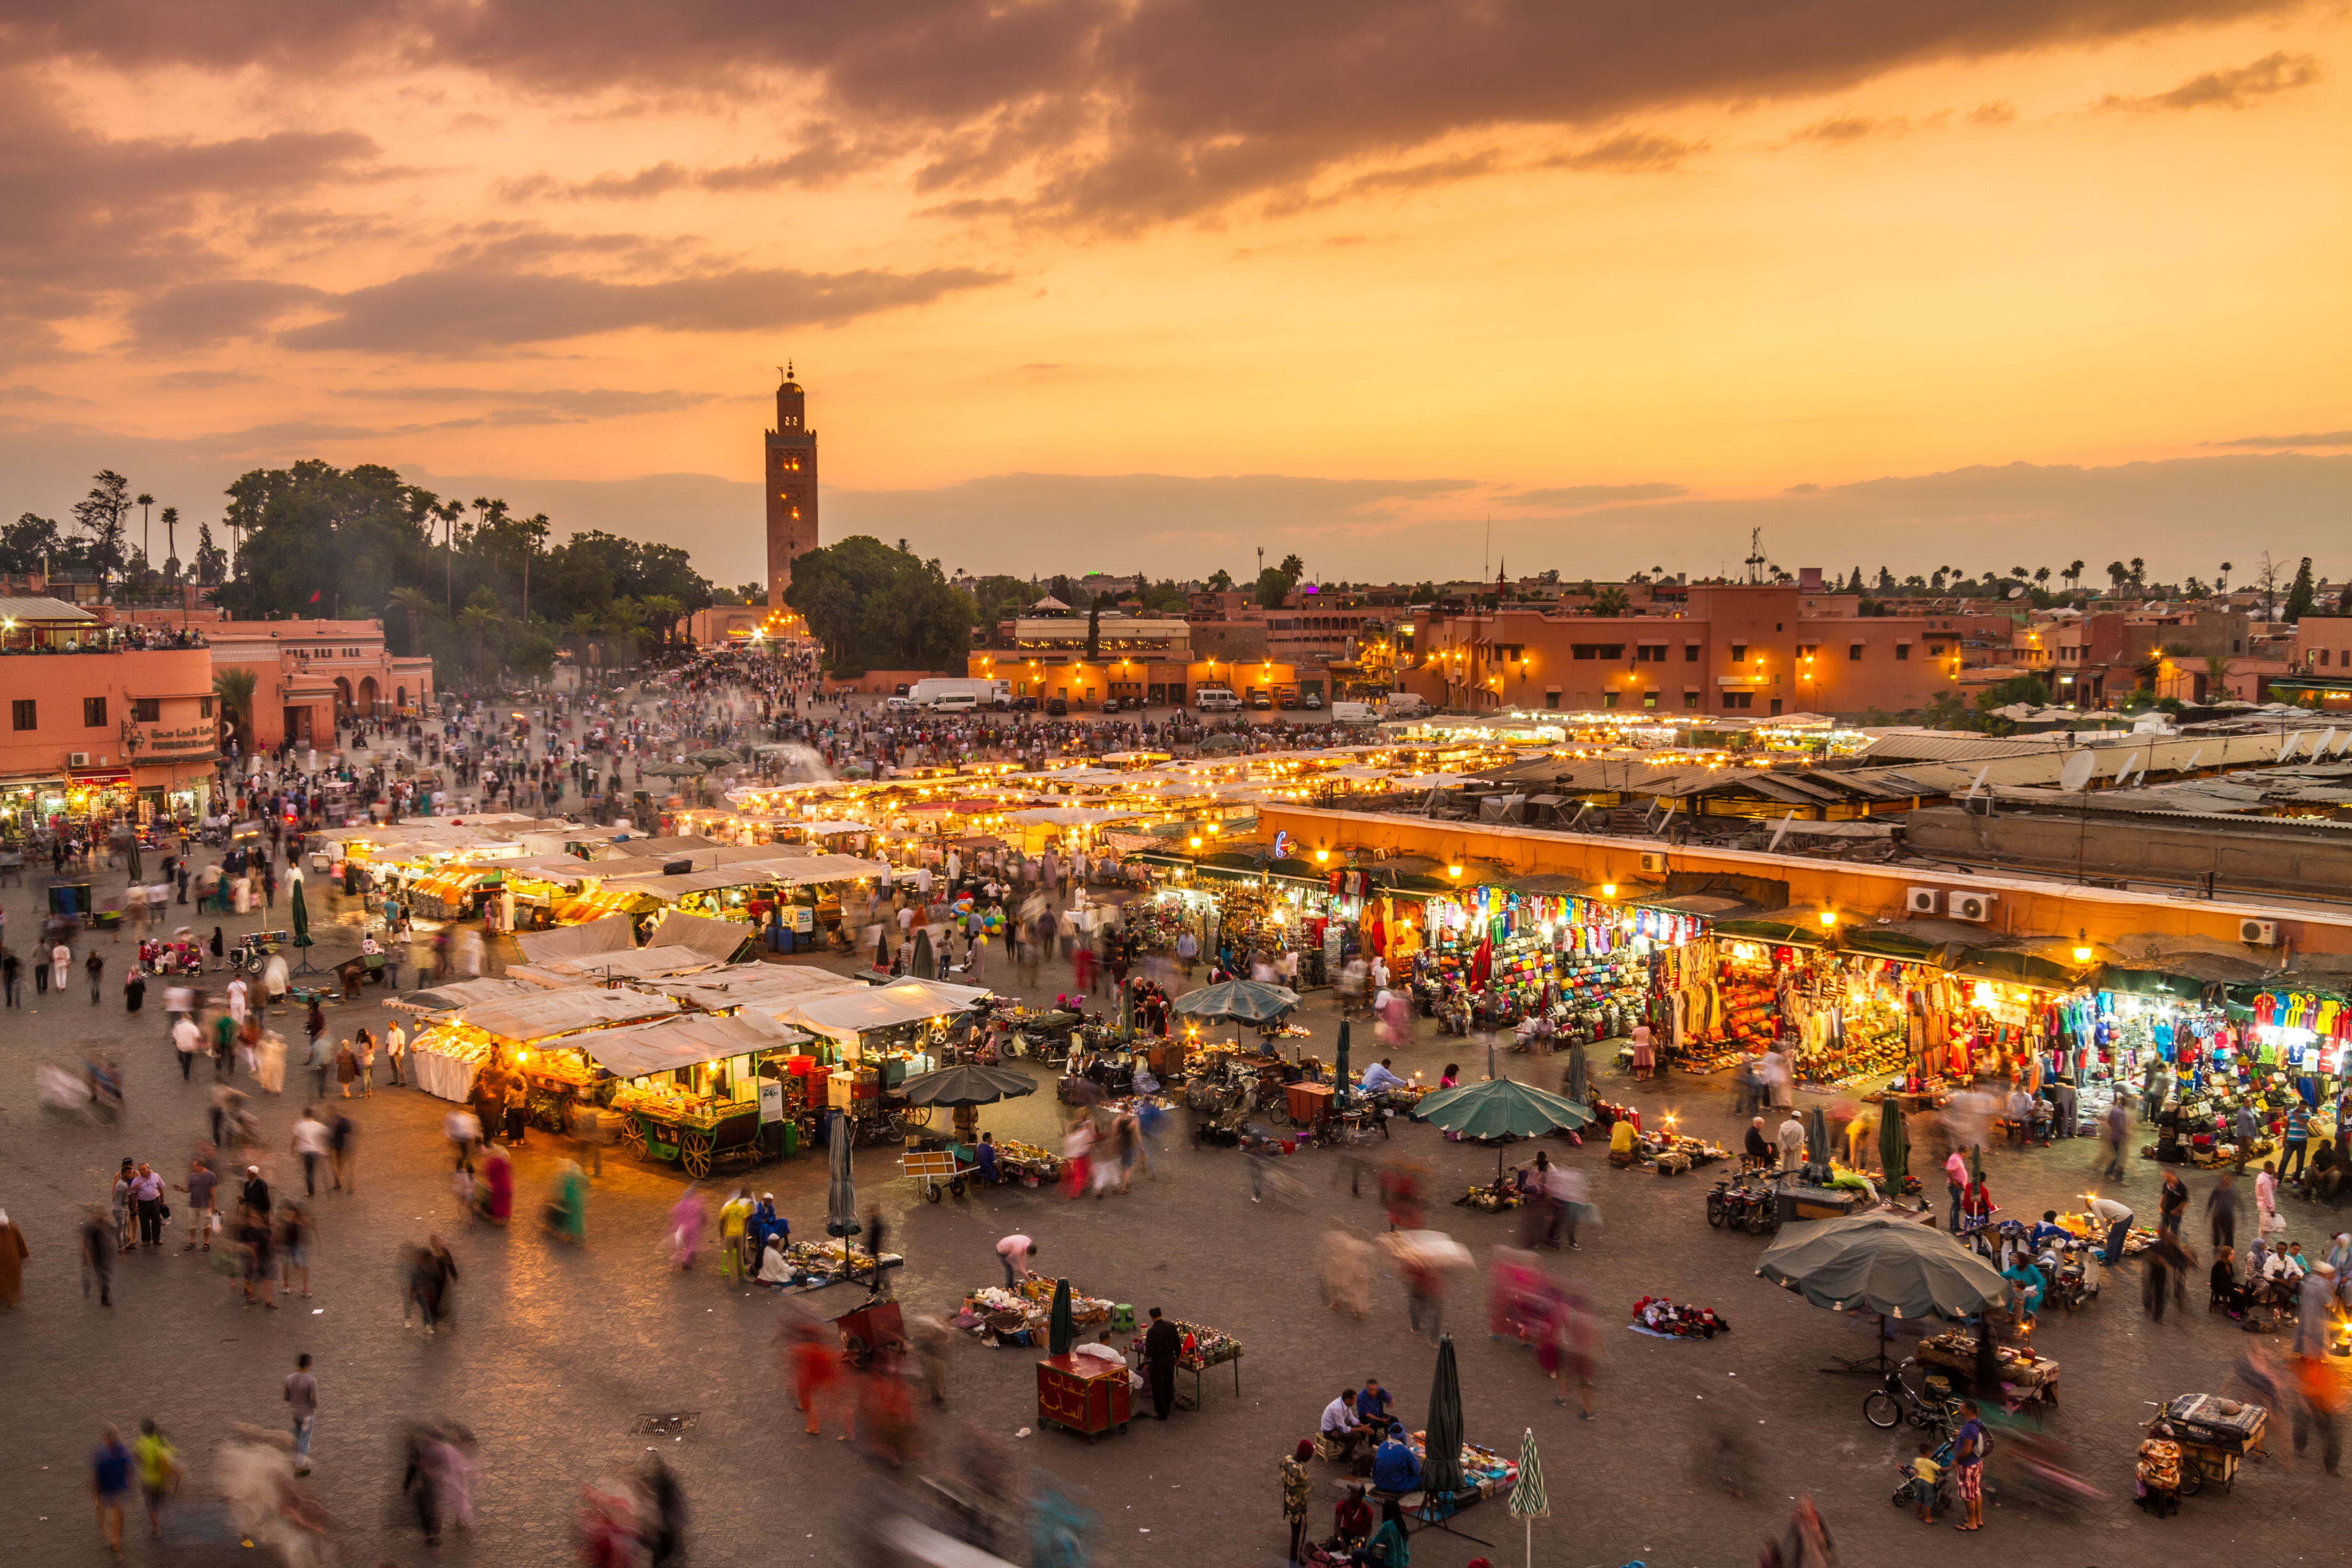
[1045,697,1069,716]
[893,683,911,697]
[1277,691,1299,710]
[1099,696,1122,713]
[884,696,917,711]
[1302,692,1323,710]
[1012,695,1039,711]
[1248,691,1273,710]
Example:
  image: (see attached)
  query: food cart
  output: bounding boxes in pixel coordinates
[398,984,682,1103]
[2149,1392,2267,1496]
[590,1013,814,1177]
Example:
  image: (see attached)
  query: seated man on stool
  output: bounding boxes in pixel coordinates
[1319,1388,1375,1465]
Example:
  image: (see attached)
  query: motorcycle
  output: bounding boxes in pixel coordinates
[2037,1240,2101,1313]
[1706,1176,1780,1236]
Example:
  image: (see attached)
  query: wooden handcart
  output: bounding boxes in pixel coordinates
[620,1103,763,1178]
[2154,1393,2267,1495]
[903,1146,977,1203]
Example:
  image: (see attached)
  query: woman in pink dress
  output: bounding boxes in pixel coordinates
[668,1190,706,1271]
[1630,1023,1655,1082]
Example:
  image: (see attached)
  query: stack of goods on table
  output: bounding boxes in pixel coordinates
[1403,1433,1520,1502]
[1916,1329,2059,1399]
[954,1277,1115,1347]
[1630,1296,1732,1339]
[991,1139,1062,1184]
[1452,1176,1524,1212]
[2056,1209,2159,1256]
[1171,1321,1240,1370]
[1484,933,1555,1020]
[1558,953,1644,1044]
[1641,1126,1731,1175]
[1715,975,1780,1054]
[778,1239,901,1287]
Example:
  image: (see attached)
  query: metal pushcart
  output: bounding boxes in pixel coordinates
[903,1146,977,1203]
[2150,1393,2267,1495]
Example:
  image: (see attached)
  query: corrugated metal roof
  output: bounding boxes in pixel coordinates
[0,596,99,622]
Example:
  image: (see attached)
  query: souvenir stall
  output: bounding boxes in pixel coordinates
[954,1276,1118,1348]
[400,986,682,1103]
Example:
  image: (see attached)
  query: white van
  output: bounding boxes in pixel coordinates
[1194,686,1241,712]
[1384,693,1432,718]
[928,692,979,713]
[1329,701,1380,724]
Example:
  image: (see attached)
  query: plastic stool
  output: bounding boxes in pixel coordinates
[1111,1304,1136,1332]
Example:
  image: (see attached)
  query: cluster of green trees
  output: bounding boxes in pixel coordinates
[7,470,229,590]
[212,460,713,686]
[783,536,975,676]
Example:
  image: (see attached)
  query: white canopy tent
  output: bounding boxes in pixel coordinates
[769,977,992,1047]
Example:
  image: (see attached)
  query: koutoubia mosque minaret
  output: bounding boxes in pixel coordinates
[764,362,818,608]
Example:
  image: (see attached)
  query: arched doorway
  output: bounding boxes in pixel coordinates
[395,685,407,711]
[358,676,379,716]
[333,677,353,716]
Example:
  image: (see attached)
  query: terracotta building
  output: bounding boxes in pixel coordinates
[205,619,434,750]
[764,365,819,607]
[1400,583,2017,718]
[0,596,217,825]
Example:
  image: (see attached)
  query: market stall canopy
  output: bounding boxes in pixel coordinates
[897,1063,1038,1106]
[1413,1076,1592,1139]
[505,947,731,987]
[1711,908,1836,948]
[391,976,552,1016]
[516,914,637,965]
[1004,806,1145,827]
[622,855,888,900]
[1943,946,2087,990]
[645,910,757,962]
[1170,979,1300,1025]
[577,1012,806,1079]
[1756,1213,2010,1319]
[454,988,681,1044]
[497,855,614,883]
[775,977,992,1044]
[687,748,746,767]
[658,965,867,1013]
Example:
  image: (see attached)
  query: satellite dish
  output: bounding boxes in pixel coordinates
[2316,728,2338,759]
[2059,750,2097,792]
[2277,732,2302,764]
[2115,752,2142,784]
[2007,585,2026,600]
[2180,748,2202,774]
[1767,811,1796,853]
[1963,765,1990,802]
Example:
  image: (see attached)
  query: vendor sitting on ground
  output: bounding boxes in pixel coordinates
[2308,1139,2343,1203]
[1609,1116,1641,1168]
[1319,1389,1375,1461]
[2212,1247,2246,1316]
[1744,1117,1772,1171]
[755,1233,794,1286]
[1353,1499,1409,1568]
[2000,1255,2045,1323]
[1369,1423,1422,1494]
[1333,1483,1375,1551]
[1360,1059,1409,1096]
[2027,1210,2071,1252]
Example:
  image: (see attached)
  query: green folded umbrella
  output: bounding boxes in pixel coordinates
[1877,1102,1910,1187]
[289,876,313,950]
[1423,1333,1466,1498]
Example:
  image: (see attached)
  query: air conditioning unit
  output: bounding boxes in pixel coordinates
[2240,919,2279,946]
[67,752,90,767]
[1951,892,1997,923]
[1637,851,1668,876]
[1906,887,1943,915]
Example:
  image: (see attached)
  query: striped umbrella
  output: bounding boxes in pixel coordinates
[1507,1426,1548,1568]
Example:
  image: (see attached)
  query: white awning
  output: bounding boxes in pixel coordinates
[450,988,681,1044]
[770,978,992,1044]
[578,1012,807,1079]
[515,914,637,964]
[644,911,756,961]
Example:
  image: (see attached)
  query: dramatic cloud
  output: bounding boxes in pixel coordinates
[1503,483,1690,508]
[128,279,325,350]
[2207,429,2352,447]
[278,264,1010,352]
[1543,131,1705,173]
[0,1,2311,226]
[2098,49,2322,111]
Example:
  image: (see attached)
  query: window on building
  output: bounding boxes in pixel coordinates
[199,697,213,718]
[1896,643,1911,661]
[1602,690,1620,709]
[1636,644,1667,663]
[1684,690,1701,709]
[1544,690,1560,709]
[85,696,108,727]
[131,698,159,722]
[1721,690,1753,710]
[1684,644,1700,662]
[1928,644,1944,658]
[1643,690,1658,709]
[1848,642,1864,661]
[1730,643,1747,663]
[10,699,33,731]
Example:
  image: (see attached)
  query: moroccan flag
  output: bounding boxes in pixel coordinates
[310,591,321,603]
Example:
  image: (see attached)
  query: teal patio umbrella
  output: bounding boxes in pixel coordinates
[1414,1075,1592,1178]
[1422,1333,1466,1500]
[1170,979,1299,1026]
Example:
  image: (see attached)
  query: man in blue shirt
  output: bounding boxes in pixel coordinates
[1355,1378,1392,1425]
[92,1424,132,1555]
[2027,1210,2071,1252]
[2284,1105,2310,1182]
[1370,1423,1422,1493]
[1360,1060,1409,1095]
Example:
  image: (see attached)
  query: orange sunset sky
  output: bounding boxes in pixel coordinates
[0,1,2344,588]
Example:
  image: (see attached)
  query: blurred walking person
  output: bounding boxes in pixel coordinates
[132,1419,180,1540]
[91,1423,132,1554]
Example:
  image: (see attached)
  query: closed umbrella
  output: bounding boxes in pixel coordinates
[897,1063,1036,1106]
[1878,1103,1911,1189]
[288,873,314,973]
[1805,1105,1831,1181]
[912,927,935,980]
[1562,1040,1589,1108]
[1334,1018,1352,1111]
[1506,1427,1548,1568]
[874,927,891,972]
[1422,1333,1466,1500]
[825,1114,859,1239]
[125,836,143,886]
[1048,1277,1075,1357]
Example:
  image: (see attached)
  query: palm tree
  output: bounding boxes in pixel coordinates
[1589,586,1631,617]
[159,506,179,582]
[2204,653,2234,702]
[212,667,259,753]
[136,492,154,564]
[2217,561,2233,593]
[432,499,466,609]
[2064,559,2085,591]
[602,597,647,664]
[455,597,504,681]
[2128,557,2146,590]
[2105,560,2129,592]
[388,586,436,656]
[562,611,603,666]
